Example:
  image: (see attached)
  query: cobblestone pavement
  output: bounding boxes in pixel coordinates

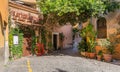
[4,56,120,72]
[29,56,120,72]
[0,61,5,72]
[4,48,120,72]
[4,57,28,72]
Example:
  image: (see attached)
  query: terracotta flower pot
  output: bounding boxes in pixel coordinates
[103,54,112,62]
[85,52,90,58]
[80,51,86,56]
[89,53,96,59]
[95,46,102,54]
[97,55,102,61]
[45,50,48,54]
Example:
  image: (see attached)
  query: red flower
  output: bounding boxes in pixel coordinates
[36,43,45,56]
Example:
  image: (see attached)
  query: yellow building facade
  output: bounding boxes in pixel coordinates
[0,0,9,63]
[9,0,41,57]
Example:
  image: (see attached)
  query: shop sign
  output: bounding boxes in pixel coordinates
[11,10,40,24]
[13,35,19,45]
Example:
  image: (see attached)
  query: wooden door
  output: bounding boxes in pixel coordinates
[23,34,32,56]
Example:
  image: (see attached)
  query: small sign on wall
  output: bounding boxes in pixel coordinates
[13,35,18,45]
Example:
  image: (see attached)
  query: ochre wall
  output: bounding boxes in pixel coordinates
[92,10,120,59]
[0,0,8,48]
[106,10,120,59]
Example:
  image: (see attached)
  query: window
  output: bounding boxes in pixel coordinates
[97,17,107,38]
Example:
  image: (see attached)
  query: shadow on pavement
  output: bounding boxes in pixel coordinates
[45,48,120,66]
[46,47,80,57]
[55,68,68,72]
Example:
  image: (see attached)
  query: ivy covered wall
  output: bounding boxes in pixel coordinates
[9,28,23,59]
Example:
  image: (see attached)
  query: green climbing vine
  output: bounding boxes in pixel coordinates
[9,28,23,59]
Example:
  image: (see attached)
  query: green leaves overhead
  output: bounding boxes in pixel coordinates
[37,0,120,24]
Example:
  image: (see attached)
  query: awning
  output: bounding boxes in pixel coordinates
[15,20,41,27]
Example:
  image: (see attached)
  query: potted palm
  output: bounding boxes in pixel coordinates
[85,24,97,59]
[80,23,97,58]
[87,37,96,59]
[80,27,89,57]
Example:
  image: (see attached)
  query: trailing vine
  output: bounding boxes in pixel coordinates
[20,27,36,55]
[31,30,36,55]
[41,27,47,49]
[47,32,52,50]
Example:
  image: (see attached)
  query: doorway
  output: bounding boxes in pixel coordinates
[23,34,32,56]
[53,34,58,50]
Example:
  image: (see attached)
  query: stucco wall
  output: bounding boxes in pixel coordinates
[92,10,120,37]
[54,23,73,49]
[106,10,120,36]
[106,10,120,59]
[0,0,8,63]
[0,0,8,48]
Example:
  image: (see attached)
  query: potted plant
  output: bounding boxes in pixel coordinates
[95,39,103,55]
[78,38,87,56]
[97,50,103,61]
[102,39,115,62]
[103,53,112,62]
[87,37,96,59]
[80,23,97,58]
[85,24,97,59]
[79,28,88,57]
